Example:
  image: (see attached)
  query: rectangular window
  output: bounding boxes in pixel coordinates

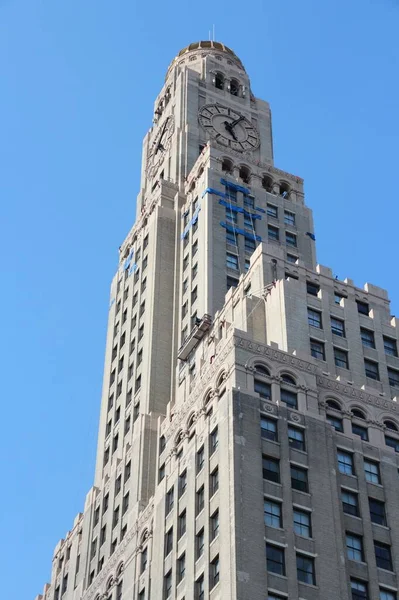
[245,237,256,252]
[287,253,298,264]
[327,414,343,432]
[357,301,370,316]
[369,498,387,526]
[262,456,280,483]
[196,529,204,559]
[334,292,346,305]
[310,339,325,361]
[267,204,278,218]
[210,427,219,454]
[261,416,278,441]
[268,225,279,241]
[178,470,187,497]
[361,328,375,348]
[197,446,205,473]
[210,509,219,540]
[331,317,345,337]
[351,579,368,600]
[159,463,165,482]
[195,575,204,600]
[380,590,397,600]
[288,426,305,451]
[338,450,354,475]
[178,510,186,539]
[225,187,237,202]
[264,499,282,528]
[164,528,173,557]
[226,230,237,246]
[352,423,368,441]
[284,211,295,226]
[293,509,312,537]
[375,541,393,571]
[384,336,398,357]
[244,213,255,230]
[291,465,309,493]
[122,492,129,514]
[307,281,320,296]
[210,555,220,588]
[225,207,238,224]
[112,506,119,528]
[281,389,298,409]
[364,460,381,484]
[210,467,219,496]
[286,231,297,247]
[342,490,359,516]
[296,554,315,585]
[226,252,239,270]
[191,286,198,303]
[196,486,205,515]
[346,533,364,561]
[177,553,185,583]
[226,276,239,290]
[164,571,172,599]
[266,544,285,575]
[112,433,119,452]
[334,348,349,369]
[141,547,148,573]
[364,359,379,380]
[308,308,322,328]
[245,258,251,271]
[388,368,399,387]
[255,379,271,399]
[385,435,399,452]
[165,487,174,515]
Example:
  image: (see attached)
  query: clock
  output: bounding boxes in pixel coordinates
[198,104,260,152]
[146,115,175,178]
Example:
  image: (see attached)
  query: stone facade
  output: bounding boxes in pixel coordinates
[35,41,399,600]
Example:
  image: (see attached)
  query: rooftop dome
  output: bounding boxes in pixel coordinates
[166,41,246,79]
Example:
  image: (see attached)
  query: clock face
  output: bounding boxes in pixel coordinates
[146,115,175,178]
[198,104,260,152]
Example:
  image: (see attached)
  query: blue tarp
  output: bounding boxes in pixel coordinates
[218,199,261,220]
[220,221,262,242]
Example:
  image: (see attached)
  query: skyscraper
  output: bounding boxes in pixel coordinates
[36,41,399,600]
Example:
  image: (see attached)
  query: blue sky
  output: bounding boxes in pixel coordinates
[1,1,398,598]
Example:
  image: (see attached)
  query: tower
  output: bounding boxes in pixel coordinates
[36,41,399,600]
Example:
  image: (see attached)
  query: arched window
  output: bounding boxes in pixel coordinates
[262,175,273,192]
[187,412,196,429]
[385,420,398,432]
[106,577,114,591]
[214,72,224,90]
[326,399,341,411]
[279,182,290,198]
[239,165,250,184]
[281,374,296,386]
[159,435,166,454]
[116,563,124,578]
[351,408,366,420]
[222,158,233,173]
[255,364,270,377]
[230,79,239,96]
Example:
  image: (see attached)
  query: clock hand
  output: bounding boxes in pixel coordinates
[223,120,238,141]
[155,120,168,154]
[229,115,245,129]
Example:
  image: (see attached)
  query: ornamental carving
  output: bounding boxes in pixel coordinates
[318,377,398,413]
[234,336,318,375]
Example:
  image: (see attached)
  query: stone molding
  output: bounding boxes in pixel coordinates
[317,376,398,413]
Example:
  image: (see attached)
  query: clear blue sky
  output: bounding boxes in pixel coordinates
[1,1,398,598]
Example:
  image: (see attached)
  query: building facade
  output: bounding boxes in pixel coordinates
[35,41,399,600]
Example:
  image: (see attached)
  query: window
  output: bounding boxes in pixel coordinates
[364,460,381,484]
[352,423,368,441]
[165,487,174,515]
[214,72,224,90]
[210,555,220,588]
[380,590,397,600]
[284,211,295,226]
[369,498,386,526]
[226,229,237,246]
[112,433,119,453]
[351,579,368,600]
[268,225,279,241]
[103,447,110,466]
[210,509,219,540]
[364,359,379,380]
[210,427,219,454]
[210,468,219,496]
[255,379,271,399]
[226,275,239,290]
[338,450,354,475]
[244,237,256,252]
[308,308,322,328]
[226,253,239,270]
[244,213,255,230]
[196,529,204,559]
[288,426,305,451]
[177,553,186,583]
[296,554,315,585]
[91,537,97,559]
[293,509,311,537]
[244,194,255,208]
[245,258,251,271]
[141,547,148,573]
[342,490,359,516]
[291,465,309,492]
[225,186,237,202]
[268,594,286,600]
[159,463,165,482]
[102,493,109,513]
[267,204,278,218]
[375,541,393,571]
[310,339,325,361]
[195,575,204,600]
[286,231,297,247]
[334,292,346,305]
[164,571,172,599]
[264,499,282,528]
[388,368,399,387]
[135,374,142,392]
[263,456,280,483]
[164,528,173,557]
[112,506,119,528]
[384,336,398,357]
[230,78,240,96]
[281,389,298,409]
[115,475,121,495]
[385,435,399,452]
[331,317,345,337]
[361,328,375,348]
[266,544,285,576]
[287,253,298,264]
[385,420,399,431]
[178,470,187,497]
[192,240,198,256]
[122,492,129,514]
[261,416,278,441]
[197,446,205,472]
[357,301,369,316]
[307,281,320,296]
[327,414,343,432]
[346,533,364,562]
[196,486,205,515]
[225,207,238,224]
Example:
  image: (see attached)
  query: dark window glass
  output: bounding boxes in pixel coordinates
[288,426,305,451]
[293,510,311,537]
[327,415,343,432]
[338,451,354,475]
[307,281,320,296]
[388,368,399,388]
[261,417,278,441]
[308,308,322,328]
[266,544,285,576]
[291,465,309,493]
[346,533,364,561]
[334,348,349,369]
[296,554,315,585]
[364,359,379,380]
[351,579,368,600]
[264,499,282,528]
[357,301,369,316]
[385,435,399,452]
[342,490,359,516]
[262,456,280,483]
[310,339,325,360]
[374,542,393,571]
[331,317,345,337]
[361,328,375,348]
[281,389,298,409]
[364,460,381,484]
[369,498,387,526]
[255,379,271,399]
[352,423,368,441]
[384,337,398,357]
